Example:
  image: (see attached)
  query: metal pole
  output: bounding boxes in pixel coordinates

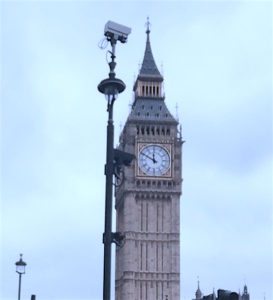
[103,99,115,300]
[18,273,22,300]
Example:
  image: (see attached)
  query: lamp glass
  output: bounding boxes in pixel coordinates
[104,87,118,102]
[105,93,118,102]
[16,265,25,274]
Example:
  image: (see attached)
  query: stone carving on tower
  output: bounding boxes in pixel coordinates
[115,21,183,300]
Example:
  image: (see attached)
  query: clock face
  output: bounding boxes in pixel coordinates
[138,144,171,177]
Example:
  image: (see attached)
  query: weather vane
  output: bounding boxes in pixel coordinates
[145,16,151,33]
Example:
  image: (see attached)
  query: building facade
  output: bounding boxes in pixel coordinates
[115,25,183,300]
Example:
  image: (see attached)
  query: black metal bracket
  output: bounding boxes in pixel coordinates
[113,149,135,180]
[114,168,124,187]
[111,232,125,248]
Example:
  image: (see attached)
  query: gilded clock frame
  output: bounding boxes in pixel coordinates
[136,142,173,178]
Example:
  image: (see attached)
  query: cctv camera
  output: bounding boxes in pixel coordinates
[104,21,131,43]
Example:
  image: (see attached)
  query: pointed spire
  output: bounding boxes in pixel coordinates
[175,103,179,121]
[243,285,248,294]
[212,288,216,300]
[138,18,163,79]
[195,278,203,299]
[241,284,250,300]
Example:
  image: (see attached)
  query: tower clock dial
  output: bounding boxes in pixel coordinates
[138,144,171,177]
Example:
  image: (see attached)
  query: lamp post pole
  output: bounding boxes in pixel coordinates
[98,42,125,300]
[15,254,27,300]
[98,21,131,300]
[18,273,22,300]
[103,91,115,300]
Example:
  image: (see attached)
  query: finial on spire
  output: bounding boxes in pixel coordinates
[145,17,151,34]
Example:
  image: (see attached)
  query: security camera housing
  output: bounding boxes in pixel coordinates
[104,21,132,43]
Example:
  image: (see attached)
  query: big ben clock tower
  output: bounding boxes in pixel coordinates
[115,23,183,300]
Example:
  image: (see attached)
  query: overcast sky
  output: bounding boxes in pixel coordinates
[1,1,272,300]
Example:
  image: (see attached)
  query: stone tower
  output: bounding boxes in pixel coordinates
[115,24,183,300]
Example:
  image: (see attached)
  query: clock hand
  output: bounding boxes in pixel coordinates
[141,152,157,163]
[141,152,154,161]
[152,153,157,164]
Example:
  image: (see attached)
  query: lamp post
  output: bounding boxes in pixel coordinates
[15,254,27,300]
[97,21,131,300]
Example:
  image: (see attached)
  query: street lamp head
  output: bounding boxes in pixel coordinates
[98,77,126,102]
[15,254,27,274]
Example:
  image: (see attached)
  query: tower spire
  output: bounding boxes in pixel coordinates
[138,18,163,78]
[242,284,250,300]
[212,288,216,300]
[195,278,203,300]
